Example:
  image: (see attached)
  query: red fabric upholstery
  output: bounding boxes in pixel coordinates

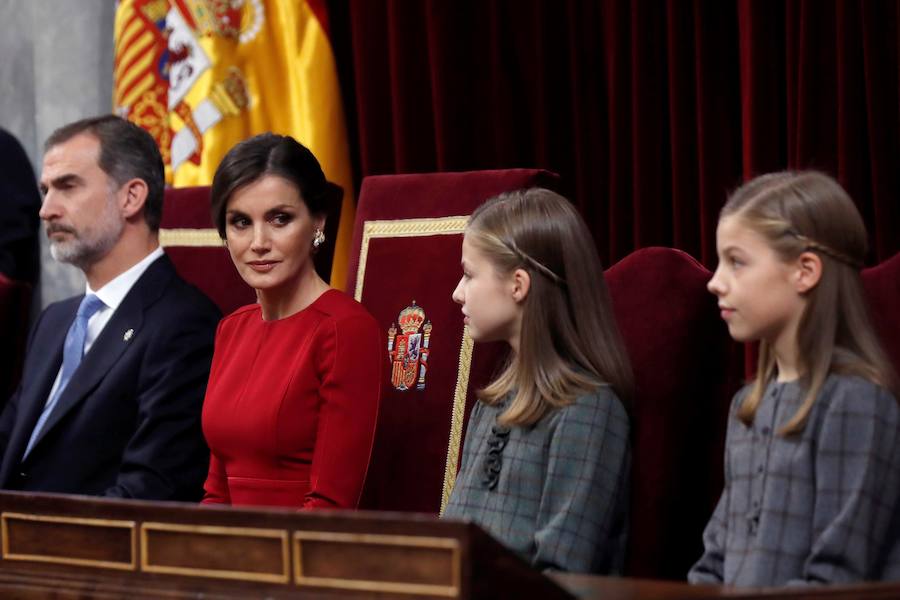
[862,253,900,375]
[160,184,343,315]
[0,274,31,403]
[348,169,560,513]
[160,186,254,316]
[605,247,744,579]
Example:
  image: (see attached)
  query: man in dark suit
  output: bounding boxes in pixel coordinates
[0,115,220,500]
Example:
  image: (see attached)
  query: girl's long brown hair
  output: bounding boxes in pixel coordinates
[722,171,898,434]
[466,188,634,427]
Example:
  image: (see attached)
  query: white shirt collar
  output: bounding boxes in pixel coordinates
[86,246,165,311]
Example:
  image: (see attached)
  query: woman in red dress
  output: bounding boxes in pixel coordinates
[201,133,382,509]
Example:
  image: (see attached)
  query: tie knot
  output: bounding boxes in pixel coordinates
[77,294,105,320]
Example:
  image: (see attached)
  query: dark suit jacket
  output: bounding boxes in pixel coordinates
[0,254,220,500]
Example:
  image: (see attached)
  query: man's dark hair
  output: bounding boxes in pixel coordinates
[45,115,165,231]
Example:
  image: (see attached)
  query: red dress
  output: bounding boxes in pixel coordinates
[201,289,382,509]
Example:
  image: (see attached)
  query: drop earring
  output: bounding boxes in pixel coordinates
[313,229,325,248]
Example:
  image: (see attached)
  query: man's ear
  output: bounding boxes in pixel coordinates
[511,268,531,303]
[795,250,823,293]
[119,178,149,220]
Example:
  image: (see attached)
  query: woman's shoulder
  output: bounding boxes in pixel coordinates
[574,384,626,408]
[314,289,378,326]
[314,289,387,348]
[818,373,899,417]
[209,304,261,350]
[218,303,261,329]
[555,385,629,428]
[538,387,630,456]
[728,381,755,412]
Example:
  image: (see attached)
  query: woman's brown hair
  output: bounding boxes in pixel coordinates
[210,132,328,238]
[465,188,634,427]
[722,171,898,434]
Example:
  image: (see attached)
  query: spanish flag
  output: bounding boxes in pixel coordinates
[113,0,355,288]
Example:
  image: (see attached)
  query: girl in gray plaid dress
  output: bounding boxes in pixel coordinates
[690,171,900,587]
[443,189,633,574]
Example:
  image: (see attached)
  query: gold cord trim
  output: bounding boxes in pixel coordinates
[354,216,472,512]
[441,327,474,515]
[159,228,222,247]
[354,217,469,302]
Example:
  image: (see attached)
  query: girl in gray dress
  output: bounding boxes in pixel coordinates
[690,171,900,586]
[443,188,633,574]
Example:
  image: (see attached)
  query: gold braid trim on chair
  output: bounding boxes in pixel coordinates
[159,228,223,247]
[355,216,473,514]
[442,327,474,515]
[355,217,469,302]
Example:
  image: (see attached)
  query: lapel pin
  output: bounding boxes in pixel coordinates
[123,328,134,342]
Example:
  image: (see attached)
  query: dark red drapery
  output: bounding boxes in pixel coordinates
[326,0,900,267]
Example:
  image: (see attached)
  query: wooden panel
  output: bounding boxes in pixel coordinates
[295,531,460,597]
[1,493,900,599]
[141,522,289,584]
[1,512,135,570]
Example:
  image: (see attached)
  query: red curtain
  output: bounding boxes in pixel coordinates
[326,0,900,267]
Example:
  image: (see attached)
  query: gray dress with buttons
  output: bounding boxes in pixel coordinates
[689,375,900,586]
[442,386,630,574]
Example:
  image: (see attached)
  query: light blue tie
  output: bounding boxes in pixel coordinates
[24,294,105,458]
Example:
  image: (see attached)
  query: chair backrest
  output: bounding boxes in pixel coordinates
[862,252,900,376]
[159,183,343,315]
[0,274,31,403]
[348,169,560,513]
[605,247,743,579]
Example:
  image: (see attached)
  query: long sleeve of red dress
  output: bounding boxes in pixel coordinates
[201,289,383,509]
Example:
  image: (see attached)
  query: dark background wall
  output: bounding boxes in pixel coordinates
[326,0,900,268]
[6,0,898,307]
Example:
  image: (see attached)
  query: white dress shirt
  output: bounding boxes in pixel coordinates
[42,246,165,405]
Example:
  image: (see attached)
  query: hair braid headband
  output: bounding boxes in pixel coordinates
[500,237,568,287]
[789,231,864,269]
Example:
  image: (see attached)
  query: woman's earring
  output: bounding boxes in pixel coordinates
[313,229,325,248]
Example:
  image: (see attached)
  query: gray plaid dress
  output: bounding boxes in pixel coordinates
[442,386,630,573]
[689,375,900,586]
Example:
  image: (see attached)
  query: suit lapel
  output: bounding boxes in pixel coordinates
[0,303,73,479]
[23,256,175,456]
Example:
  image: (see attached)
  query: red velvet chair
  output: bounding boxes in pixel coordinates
[347,169,561,514]
[159,184,343,315]
[0,274,31,404]
[862,252,900,374]
[605,247,744,580]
